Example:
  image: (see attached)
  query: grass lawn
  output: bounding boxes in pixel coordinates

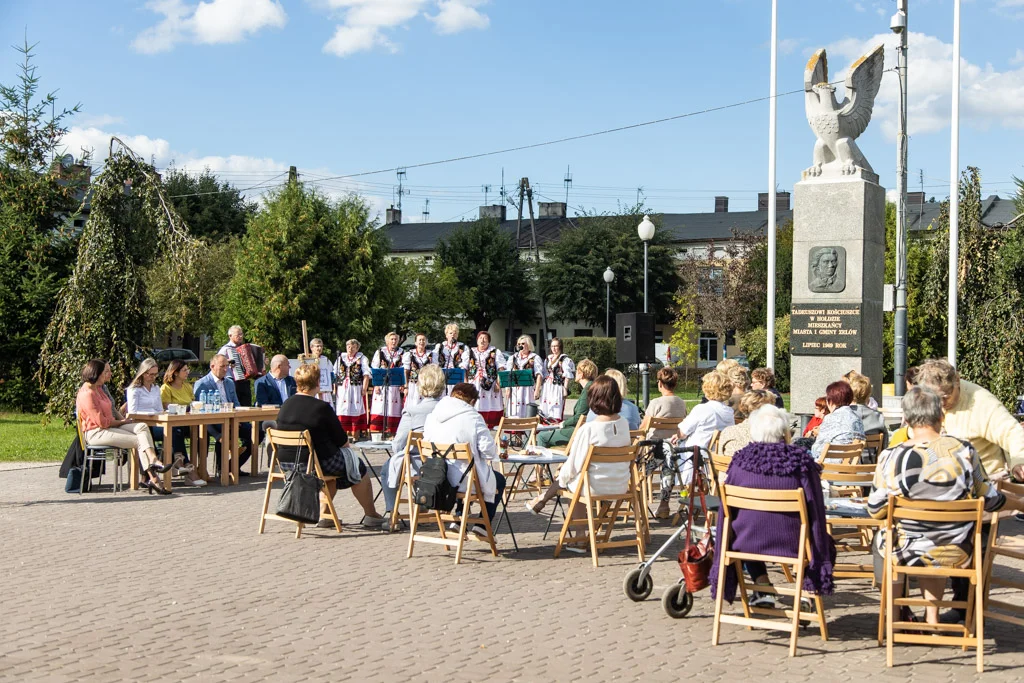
[0,413,76,462]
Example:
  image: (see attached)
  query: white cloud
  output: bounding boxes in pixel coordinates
[132,0,286,54]
[1012,49,1024,66]
[853,2,865,12]
[321,0,489,57]
[777,38,802,55]
[825,31,1024,140]
[428,1,489,35]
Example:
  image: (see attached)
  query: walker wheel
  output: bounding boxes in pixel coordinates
[623,567,654,602]
[662,581,693,618]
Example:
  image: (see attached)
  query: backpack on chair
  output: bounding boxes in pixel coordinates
[414,443,472,512]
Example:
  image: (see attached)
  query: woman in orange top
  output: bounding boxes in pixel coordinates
[75,359,175,494]
[802,396,829,437]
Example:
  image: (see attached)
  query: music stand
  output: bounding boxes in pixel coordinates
[444,368,466,386]
[371,367,406,438]
[499,369,536,416]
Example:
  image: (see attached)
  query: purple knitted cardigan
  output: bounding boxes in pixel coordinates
[710,441,836,603]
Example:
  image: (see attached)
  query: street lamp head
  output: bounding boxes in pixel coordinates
[603,267,615,283]
[637,214,656,242]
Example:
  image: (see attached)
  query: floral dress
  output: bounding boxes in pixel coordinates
[467,346,506,428]
[538,353,575,420]
[435,340,469,395]
[504,352,546,418]
[370,346,405,434]
[334,352,371,433]
[403,348,438,408]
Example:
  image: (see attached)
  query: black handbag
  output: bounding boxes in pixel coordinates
[276,443,324,524]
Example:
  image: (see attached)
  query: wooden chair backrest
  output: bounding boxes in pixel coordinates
[640,416,681,435]
[888,495,984,526]
[864,432,885,454]
[818,440,866,463]
[720,484,808,524]
[708,429,722,455]
[708,453,732,488]
[562,415,587,452]
[418,441,473,462]
[577,444,637,495]
[496,416,539,446]
[629,429,644,445]
[404,430,424,463]
[819,461,875,487]
[266,429,317,474]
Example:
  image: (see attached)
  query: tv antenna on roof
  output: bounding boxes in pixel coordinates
[395,168,409,211]
[636,186,645,206]
[564,165,572,204]
[422,198,430,223]
[482,184,492,205]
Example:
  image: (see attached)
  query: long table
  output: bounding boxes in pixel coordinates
[126,411,232,490]
[228,405,282,481]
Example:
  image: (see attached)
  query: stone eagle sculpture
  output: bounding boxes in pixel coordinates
[804,44,885,178]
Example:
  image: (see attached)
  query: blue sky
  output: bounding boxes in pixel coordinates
[3,0,1023,222]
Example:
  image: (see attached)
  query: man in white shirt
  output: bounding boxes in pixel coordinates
[219,325,256,407]
[194,354,253,471]
[254,355,297,446]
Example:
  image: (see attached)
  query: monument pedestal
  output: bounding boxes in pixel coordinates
[789,175,885,415]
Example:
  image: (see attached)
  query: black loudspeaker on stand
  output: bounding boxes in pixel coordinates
[615,312,656,364]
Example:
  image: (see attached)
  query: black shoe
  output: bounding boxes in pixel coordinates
[939,609,965,625]
[238,471,251,477]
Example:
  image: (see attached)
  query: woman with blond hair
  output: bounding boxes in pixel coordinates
[403,332,438,409]
[334,339,371,436]
[369,332,405,435]
[504,334,546,418]
[435,323,469,396]
[587,368,641,429]
[718,389,780,457]
[128,359,203,486]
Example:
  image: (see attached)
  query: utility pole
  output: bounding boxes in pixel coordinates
[396,168,408,211]
[422,198,430,223]
[636,186,644,207]
[563,165,572,204]
[892,0,910,394]
[506,179,525,347]
[524,178,549,344]
[288,165,297,184]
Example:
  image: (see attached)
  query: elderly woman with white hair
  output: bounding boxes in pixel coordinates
[709,405,835,609]
[307,337,335,405]
[503,334,546,418]
[370,332,405,435]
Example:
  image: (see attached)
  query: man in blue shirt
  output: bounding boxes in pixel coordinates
[194,354,253,471]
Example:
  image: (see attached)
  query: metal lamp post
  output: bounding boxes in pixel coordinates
[603,267,615,337]
[637,215,656,408]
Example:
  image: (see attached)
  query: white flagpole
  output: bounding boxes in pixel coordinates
[948,0,961,364]
[766,0,778,370]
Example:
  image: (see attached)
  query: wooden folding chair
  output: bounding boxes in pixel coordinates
[258,429,342,538]
[711,484,829,657]
[880,496,986,672]
[983,481,1024,628]
[818,440,866,464]
[864,432,886,460]
[407,441,498,565]
[547,415,586,456]
[638,416,683,505]
[708,429,722,456]
[819,461,881,584]
[495,416,541,497]
[389,431,423,531]
[554,444,644,568]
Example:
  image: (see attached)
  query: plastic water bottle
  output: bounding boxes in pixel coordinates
[201,390,210,413]
[197,390,206,413]
[213,392,222,412]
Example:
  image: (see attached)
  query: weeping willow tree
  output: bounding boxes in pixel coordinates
[38,139,201,422]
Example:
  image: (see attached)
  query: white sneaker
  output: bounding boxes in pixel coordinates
[184,476,207,487]
[317,518,338,529]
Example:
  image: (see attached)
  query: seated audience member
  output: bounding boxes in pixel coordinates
[914,359,1024,481]
[380,364,445,529]
[710,405,835,608]
[811,380,865,461]
[537,359,598,448]
[802,397,829,438]
[255,354,297,445]
[844,369,879,410]
[587,368,640,430]
[718,390,779,457]
[645,367,688,439]
[868,387,1023,625]
[422,383,507,534]
[750,367,785,409]
[77,359,175,494]
[844,371,887,440]
[525,375,632,517]
[194,354,253,470]
[274,363,384,528]
[128,359,203,486]
[726,366,750,412]
[161,359,195,409]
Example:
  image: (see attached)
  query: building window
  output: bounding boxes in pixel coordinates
[573,329,593,337]
[699,332,719,362]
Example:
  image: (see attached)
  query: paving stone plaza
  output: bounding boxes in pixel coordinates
[2,457,1022,682]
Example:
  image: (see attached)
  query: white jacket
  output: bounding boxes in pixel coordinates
[422,396,499,502]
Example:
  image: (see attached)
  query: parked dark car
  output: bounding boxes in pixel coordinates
[136,348,203,380]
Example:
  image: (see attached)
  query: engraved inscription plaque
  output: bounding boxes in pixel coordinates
[790,303,861,356]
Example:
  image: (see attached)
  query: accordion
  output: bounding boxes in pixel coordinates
[235,343,266,380]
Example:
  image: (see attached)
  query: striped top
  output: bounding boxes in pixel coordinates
[868,436,1005,552]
